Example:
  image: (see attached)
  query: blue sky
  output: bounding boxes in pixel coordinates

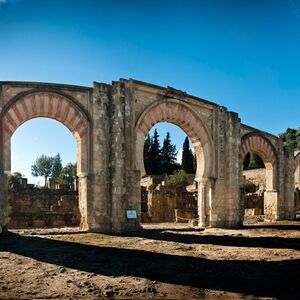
[1,0,300,182]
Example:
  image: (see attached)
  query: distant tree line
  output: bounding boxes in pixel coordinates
[31,153,77,187]
[279,128,300,150]
[8,154,77,188]
[144,129,196,175]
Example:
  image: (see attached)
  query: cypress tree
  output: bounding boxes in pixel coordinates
[149,129,162,174]
[181,137,195,174]
[161,132,179,174]
[143,134,152,174]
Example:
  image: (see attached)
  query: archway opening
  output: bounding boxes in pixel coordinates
[240,134,278,222]
[242,151,266,222]
[140,122,198,225]
[135,100,214,228]
[8,118,81,229]
[1,91,90,232]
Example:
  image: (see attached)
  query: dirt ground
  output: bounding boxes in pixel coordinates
[1,221,300,299]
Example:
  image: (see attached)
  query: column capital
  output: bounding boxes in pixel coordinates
[77,172,88,178]
[199,178,209,187]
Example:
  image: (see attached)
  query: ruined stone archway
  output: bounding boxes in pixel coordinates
[0,90,90,231]
[240,133,278,220]
[135,99,215,227]
[0,79,295,233]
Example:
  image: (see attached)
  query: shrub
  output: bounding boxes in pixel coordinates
[148,183,157,193]
[243,180,257,193]
[165,170,188,187]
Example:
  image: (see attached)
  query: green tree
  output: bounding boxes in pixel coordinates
[161,132,179,174]
[52,153,63,181]
[148,128,162,174]
[59,162,77,187]
[181,137,195,174]
[31,154,54,186]
[279,128,298,149]
[8,172,24,188]
[143,134,152,174]
[165,170,188,187]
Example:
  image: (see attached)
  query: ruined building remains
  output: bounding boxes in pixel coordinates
[0,79,297,233]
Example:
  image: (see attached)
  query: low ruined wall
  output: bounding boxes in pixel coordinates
[8,188,80,228]
[244,193,264,215]
[146,186,197,223]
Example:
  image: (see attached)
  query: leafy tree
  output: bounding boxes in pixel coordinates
[52,153,63,180]
[279,128,298,149]
[8,172,24,188]
[161,132,179,174]
[165,170,188,187]
[181,137,195,174]
[31,154,54,186]
[59,162,77,187]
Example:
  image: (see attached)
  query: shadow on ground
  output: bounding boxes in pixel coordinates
[120,228,300,250]
[1,231,300,299]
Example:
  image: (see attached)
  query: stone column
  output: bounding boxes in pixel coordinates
[274,140,295,221]
[198,178,208,227]
[0,172,8,234]
[283,145,296,219]
[77,173,89,230]
[212,108,241,228]
[88,82,111,232]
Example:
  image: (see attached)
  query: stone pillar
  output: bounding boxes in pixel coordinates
[88,82,111,232]
[77,173,89,230]
[283,145,296,219]
[274,140,295,221]
[110,81,126,232]
[0,114,8,234]
[211,108,242,228]
[206,179,213,225]
[110,80,140,232]
[224,111,242,227]
[264,190,278,220]
[0,172,8,234]
[198,178,208,227]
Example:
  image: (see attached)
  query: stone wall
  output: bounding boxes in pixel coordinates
[8,187,80,228]
[243,168,266,188]
[143,186,197,223]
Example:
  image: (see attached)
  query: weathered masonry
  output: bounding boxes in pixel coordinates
[0,79,296,233]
